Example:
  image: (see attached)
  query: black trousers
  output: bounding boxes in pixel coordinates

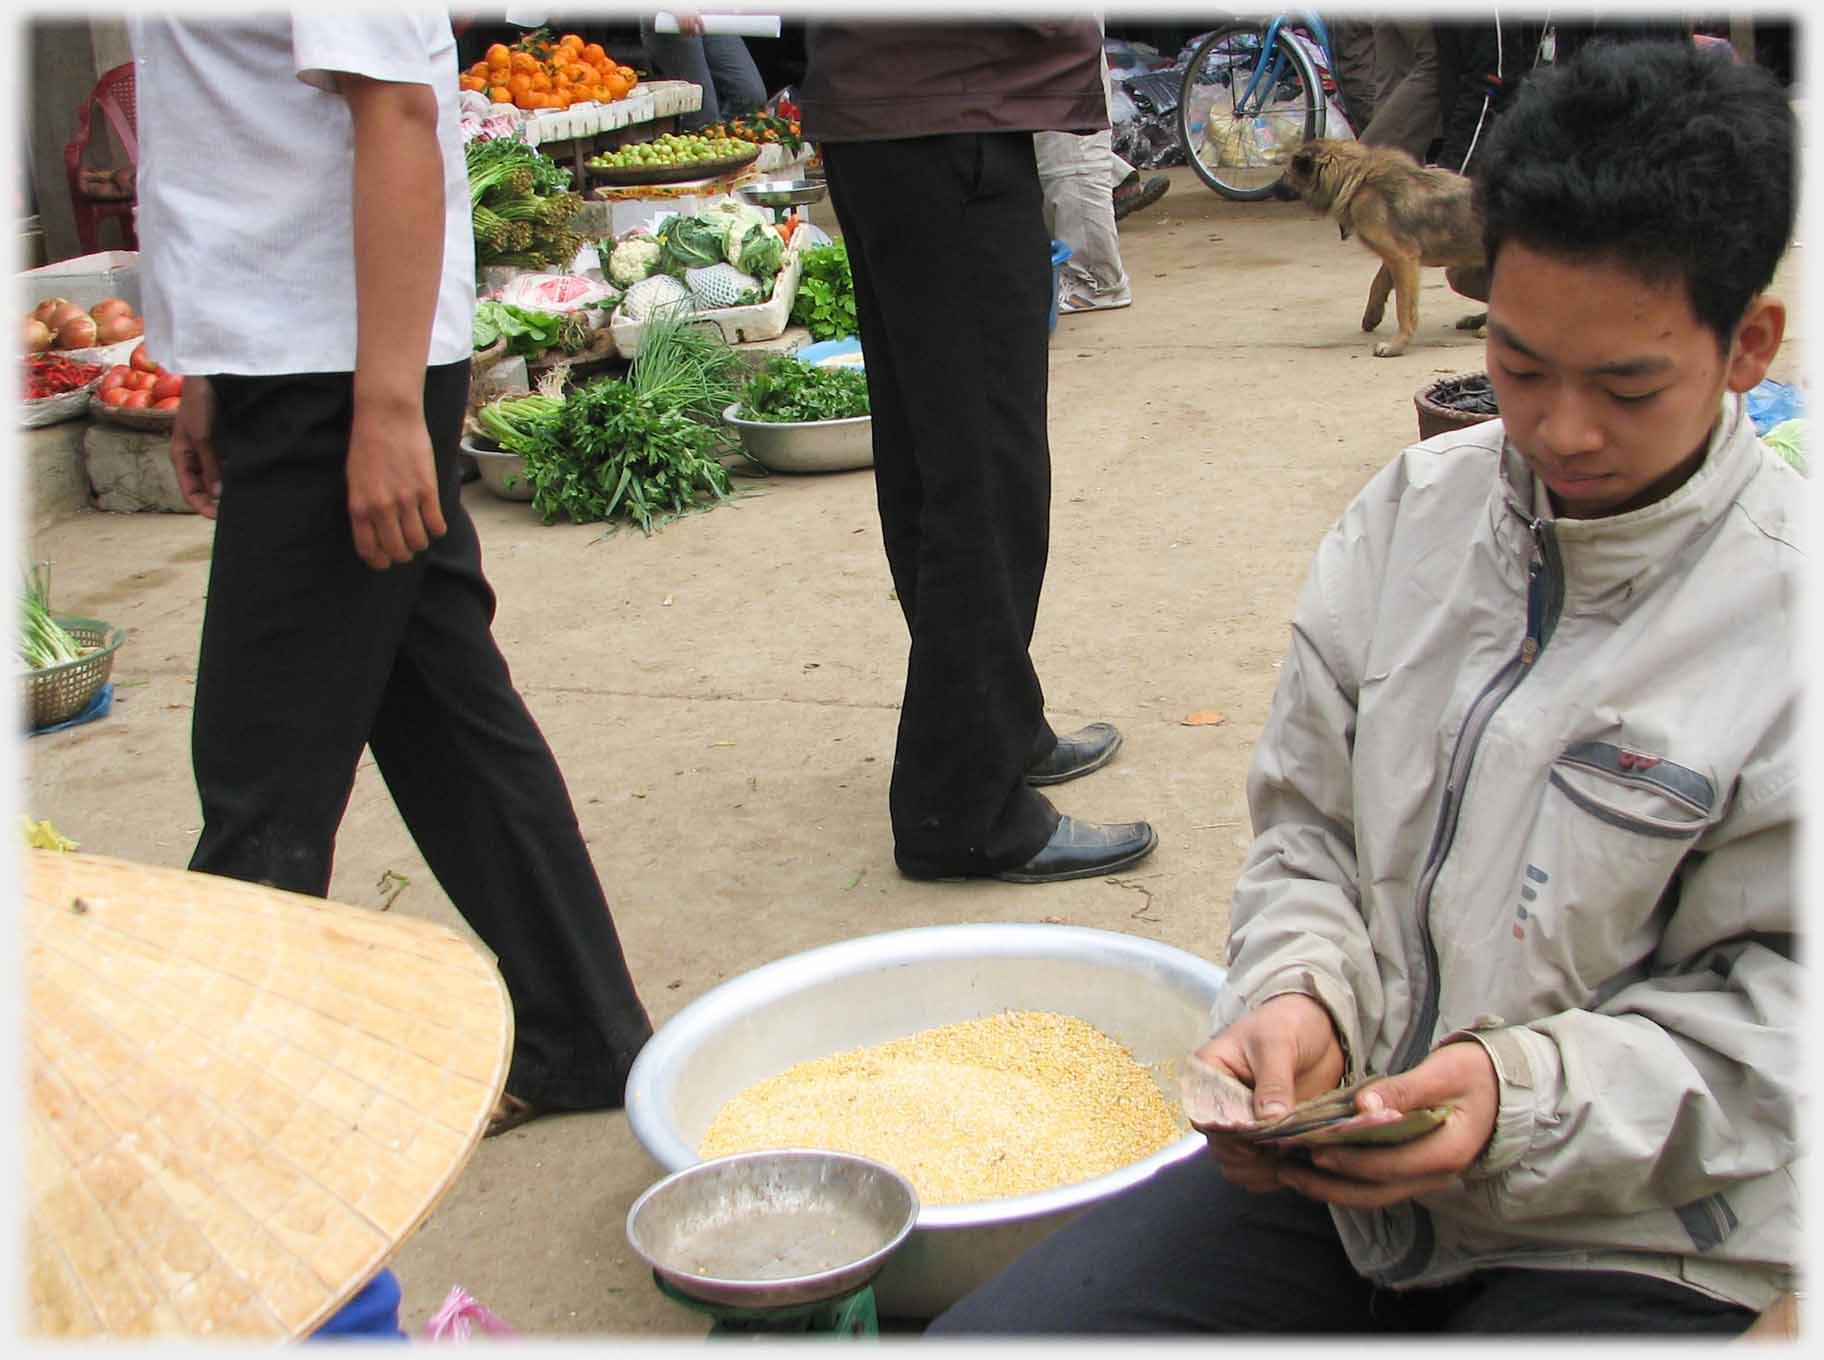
[928,1152,1757,1335]
[822,134,1061,878]
[188,361,652,1109]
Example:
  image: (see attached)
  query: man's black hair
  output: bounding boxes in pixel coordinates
[1474,39,1795,345]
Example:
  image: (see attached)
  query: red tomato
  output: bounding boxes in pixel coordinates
[98,382,127,406]
[105,364,131,387]
[151,372,184,401]
[129,341,159,373]
[152,396,182,411]
[121,389,153,409]
[126,370,158,391]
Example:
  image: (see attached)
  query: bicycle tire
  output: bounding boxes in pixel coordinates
[1177,21,1327,201]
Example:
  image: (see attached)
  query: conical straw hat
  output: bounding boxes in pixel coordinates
[21,850,513,1340]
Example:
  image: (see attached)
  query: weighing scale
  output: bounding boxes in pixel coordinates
[736,177,829,229]
[626,1149,919,1339]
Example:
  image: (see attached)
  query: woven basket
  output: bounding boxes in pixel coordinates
[91,399,179,433]
[1415,374,1499,442]
[23,615,126,730]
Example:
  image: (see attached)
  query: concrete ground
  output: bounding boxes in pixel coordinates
[22,163,1806,1337]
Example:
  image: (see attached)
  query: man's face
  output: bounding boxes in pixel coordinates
[1485,242,1760,518]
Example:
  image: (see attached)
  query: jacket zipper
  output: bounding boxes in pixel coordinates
[1383,512,1564,1282]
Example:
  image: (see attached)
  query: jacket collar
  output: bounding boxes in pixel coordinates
[1493,394,1761,611]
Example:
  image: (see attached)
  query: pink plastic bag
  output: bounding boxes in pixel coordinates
[422,1286,519,1342]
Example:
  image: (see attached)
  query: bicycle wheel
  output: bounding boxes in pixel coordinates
[1178,21,1326,200]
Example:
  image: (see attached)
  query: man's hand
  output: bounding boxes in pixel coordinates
[1275,1040,1500,1210]
[169,376,222,518]
[346,395,446,569]
[1195,993,1347,1193]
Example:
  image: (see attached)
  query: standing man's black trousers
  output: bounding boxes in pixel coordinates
[823,133,1062,878]
[188,360,651,1109]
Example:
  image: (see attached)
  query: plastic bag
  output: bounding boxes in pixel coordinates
[493,273,618,314]
[1763,418,1806,476]
[1112,66,1189,169]
[1745,377,1803,435]
[422,1286,519,1342]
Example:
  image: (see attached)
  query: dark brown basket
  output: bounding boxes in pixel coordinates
[1415,373,1499,441]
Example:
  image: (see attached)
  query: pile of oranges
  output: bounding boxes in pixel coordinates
[460,32,640,111]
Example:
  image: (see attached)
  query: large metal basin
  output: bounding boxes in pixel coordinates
[624,923,1227,1319]
[722,402,873,474]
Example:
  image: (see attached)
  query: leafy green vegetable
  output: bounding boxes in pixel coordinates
[789,242,858,342]
[464,137,585,271]
[474,392,566,458]
[474,301,562,356]
[728,221,784,282]
[522,378,734,534]
[19,563,88,670]
[737,355,870,424]
[473,302,602,359]
[629,309,749,426]
[655,213,729,276]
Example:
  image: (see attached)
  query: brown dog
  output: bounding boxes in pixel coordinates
[1278,138,1490,357]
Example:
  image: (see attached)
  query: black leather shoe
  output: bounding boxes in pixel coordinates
[1026,722,1123,786]
[993,815,1158,884]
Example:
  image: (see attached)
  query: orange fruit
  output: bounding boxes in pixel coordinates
[559,33,584,49]
[531,70,552,92]
[485,43,510,67]
[488,84,512,104]
[508,72,532,96]
[509,51,536,74]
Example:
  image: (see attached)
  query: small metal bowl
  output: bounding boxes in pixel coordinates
[736,178,829,210]
[723,402,873,474]
[627,1149,920,1311]
[458,434,535,501]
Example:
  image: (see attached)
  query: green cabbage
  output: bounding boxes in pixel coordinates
[727,220,784,281]
[656,214,728,276]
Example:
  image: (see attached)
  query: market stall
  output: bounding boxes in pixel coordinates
[18,23,866,546]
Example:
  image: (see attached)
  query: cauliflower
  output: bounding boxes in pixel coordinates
[608,233,662,287]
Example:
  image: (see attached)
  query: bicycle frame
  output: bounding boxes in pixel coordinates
[1233,12,1334,119]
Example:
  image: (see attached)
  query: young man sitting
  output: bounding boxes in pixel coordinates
[928,37,1800,1337]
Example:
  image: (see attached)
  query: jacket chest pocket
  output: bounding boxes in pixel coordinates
[1492,742,1716,996]
[1548,740,1715,839]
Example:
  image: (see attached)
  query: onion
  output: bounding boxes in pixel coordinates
[54,314,99,350]
[44,300,89,333]
[30,296,71,326]
[94,312,143,345]
[25,318,53,354]
[89,297,135,323]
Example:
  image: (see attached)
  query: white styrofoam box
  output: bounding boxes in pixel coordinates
[753,144,813,177]
[22,251,142,312]
[643,80,704,119]
[601,92,657,130]
[611,245,802,355]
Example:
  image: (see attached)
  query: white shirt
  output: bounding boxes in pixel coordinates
[128,12,475,376]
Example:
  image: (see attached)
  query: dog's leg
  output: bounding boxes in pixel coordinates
[1374,254,1423,357]
[1362,263,1394,332]
[1447,265,1490,338]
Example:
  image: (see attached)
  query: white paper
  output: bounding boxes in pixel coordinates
[653,12,783,39]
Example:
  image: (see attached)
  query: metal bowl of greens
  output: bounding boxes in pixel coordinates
[723,356,873,474]
[459,433,536,502]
